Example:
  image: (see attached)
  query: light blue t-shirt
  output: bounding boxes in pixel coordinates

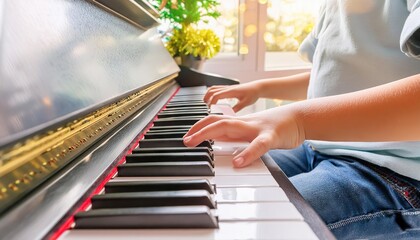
[298,0,420,180]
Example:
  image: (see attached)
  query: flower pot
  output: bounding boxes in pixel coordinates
[175,65,240,88]
[180,55,205,71]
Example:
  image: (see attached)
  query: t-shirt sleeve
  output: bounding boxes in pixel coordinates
[400,0,420,59]
[298,31,317,63]
[298,1,326,63]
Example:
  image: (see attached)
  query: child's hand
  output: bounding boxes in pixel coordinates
[204,83,261,112]
[183,106,305,167]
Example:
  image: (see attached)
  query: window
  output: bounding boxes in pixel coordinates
[209,1,240,54]
[204,0,321,83]
[264,0,320,70]
[202,0,321,114]
[265,0,319,52]
[204,0,242,55]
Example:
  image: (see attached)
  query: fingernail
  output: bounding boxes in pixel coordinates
[233,157,244,167]
[183,136,191,143]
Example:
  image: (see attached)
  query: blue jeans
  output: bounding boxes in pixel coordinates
[269,142,420,240]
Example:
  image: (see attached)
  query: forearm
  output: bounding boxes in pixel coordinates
[256,72,310,100]
[295,74,420,142]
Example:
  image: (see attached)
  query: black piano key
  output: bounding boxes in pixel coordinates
[162,107,209,112]
[165,103,207,108]
[143,131,187,139]
[74,206,218,229]
[125,152,214,167]
[153,117,202,126]
[149,125,194,131]
[166,102,205,107]
[172,93,204,96]
[160,111,209,117]
[168,101,206,105]
[138,138,212,149]
[171,94,204,98]
[157,111,208,118]
[91,190,216,209]
[161,108,208,112]
[164,106,207,111]
[131,147,213,158]
[171,94,205,99]
[172,92,205,97]
[146,128,189,134]
[176,87,207,95]
[144,133,212,144]
[105,179,215,194]
[169,95,204,103]
[166,99,206,103]
[117,161,214,176]
[169,99,205,103]
[146,127,191,134]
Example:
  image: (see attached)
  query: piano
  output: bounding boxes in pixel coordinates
[0,0,335,239]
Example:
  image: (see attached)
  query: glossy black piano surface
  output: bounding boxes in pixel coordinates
[0,0,179,148]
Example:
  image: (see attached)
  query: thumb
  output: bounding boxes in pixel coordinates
[232,101,248,112]
[232,135,271,168]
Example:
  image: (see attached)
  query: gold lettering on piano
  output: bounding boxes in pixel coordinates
[0,74,177,214]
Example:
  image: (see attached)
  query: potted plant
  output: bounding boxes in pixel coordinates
[149,0,222,70]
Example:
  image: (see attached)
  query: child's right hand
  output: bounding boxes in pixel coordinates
[183,104,305,168]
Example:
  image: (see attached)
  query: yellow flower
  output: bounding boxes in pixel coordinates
[166,25,221,60]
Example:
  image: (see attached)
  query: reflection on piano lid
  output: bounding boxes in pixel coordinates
[0,0,334,240]
[0,0,179,235]
[0,0,178,214]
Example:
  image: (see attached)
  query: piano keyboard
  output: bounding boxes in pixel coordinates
[59,87,318,240]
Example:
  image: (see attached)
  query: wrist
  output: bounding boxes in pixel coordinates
[254,80,269,98]
[289,102,307,144]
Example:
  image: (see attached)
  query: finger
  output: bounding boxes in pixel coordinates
[232,99,249,112]
[232,134,272,168]
[184,115,227,139]
[184,118,256,147]
[207,85,225,91]
[203,86,226,103]
[184,121,230,147]
[203,88,218,104]
[208,90,237,106]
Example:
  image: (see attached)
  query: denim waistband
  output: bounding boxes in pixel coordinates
[364,162,420,209]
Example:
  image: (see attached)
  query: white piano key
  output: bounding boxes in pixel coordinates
[216,202,303,221]
[212,175,279,187]
[212,141,249,156]
[210,104,235,116]
[214,156,270,176]
[111,175,279,187]
[60,221,318,240]
[217,221,318,240]
[216,187,288,203]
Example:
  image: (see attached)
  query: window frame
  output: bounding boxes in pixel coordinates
[203,0,311,83]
